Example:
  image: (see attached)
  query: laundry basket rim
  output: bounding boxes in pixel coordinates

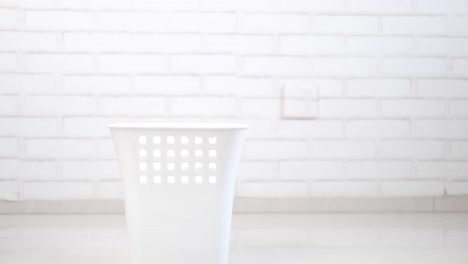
[108,122,249,130]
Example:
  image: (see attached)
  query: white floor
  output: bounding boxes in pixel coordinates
[1,214,467,264]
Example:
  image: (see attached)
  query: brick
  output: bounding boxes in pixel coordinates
[241,99,280,118]
[237,161,275,180]
[100,97,166,115]
[171,55,236,74]
[0,137,18,157]
[133,33,201,52]
[348,0,411,12]
[0,74,56,93]
[95,139,115,159]
[283,79,342,97]
[0,181,18,201]
[243,140,307,160]
[345,161,412,179]
[0,0,16,7]
[134,76,200,95]
[446,181,468,195]
[0,32,17,51]
[0,32,57,51]
[63,0,132,9]
[314,16,378,34]
[0,8,18,29]
[308,181,379,197]
[347,37,413,55]
[20,32,57,51]
[382,57,448,77]
[453,59,468,77]
[204,76,278,97]
[167,12,237,32]
[277,0,344,12]
[384,16,447,35]
[204,34,274,54]
[97,11,164,31]
[170,97,236,116]
[418,37,468,56]
[98,182,123,199]
[134,0,198,10]
[382,99,445,117]
[18,0,57,7]
[242,119,277,139]
[243,57,310,76]
[99,54,168,74]
[63,161,119,180]
[451,141,468,158]
[278,120,343,138]
[240,14,311,33]
[279,35,344,55]
[25,10,94,30]
[450,100,468,116]
[24,54,94,73]
[417,79,468,98]
[0,53,18,71]
[23,182,95,200]
[0,159,18,179]
[22,96,96,115]
[307,140,376,159]
[449,16,468,35]
[202,0,271,11]
[319,99,378,117]
[279,160,343,180]
[447,162,468,180]
[238,181,307,197]
[381,181,444,196]
[313,57,376,77]
[381,140,446,159]
[415,161,446,179]
[63,75,131,94]
[20,160,58,180]
[0,95,18,114]
[0,117,57,136]
[96,161,120,180]
[416,0,468,14]
[63,32,130,52]
[26,139,95,159]
[63,117,128,137]
[414,120,468,139]
[347,120,411,138]
[0,74,18,92]
[347,79,411,97]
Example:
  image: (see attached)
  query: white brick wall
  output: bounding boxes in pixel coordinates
[25,139,95,159]
[383,16,447,35]
[0,53,18,71]
[99,54,168,74]
[24,54,94,73]
[1,0,468,200]
[349,0,412,13]
[171,54,236,74]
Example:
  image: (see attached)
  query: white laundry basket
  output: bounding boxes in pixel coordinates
[109,123,248,264]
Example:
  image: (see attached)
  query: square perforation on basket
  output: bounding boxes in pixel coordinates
[138,135,218,185]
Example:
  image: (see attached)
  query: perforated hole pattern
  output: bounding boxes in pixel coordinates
[137,136,218,185]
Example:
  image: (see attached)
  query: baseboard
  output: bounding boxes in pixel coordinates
[234,196,468,213]
[1,196,467,214]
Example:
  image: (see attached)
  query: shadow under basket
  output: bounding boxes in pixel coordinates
[109,123,248,264]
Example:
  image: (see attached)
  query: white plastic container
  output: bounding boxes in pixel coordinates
[109,123,248,264]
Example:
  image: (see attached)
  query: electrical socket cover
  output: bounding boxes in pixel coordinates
[281,84,319,119]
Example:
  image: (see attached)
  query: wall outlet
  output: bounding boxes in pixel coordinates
[281,84,319,119]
